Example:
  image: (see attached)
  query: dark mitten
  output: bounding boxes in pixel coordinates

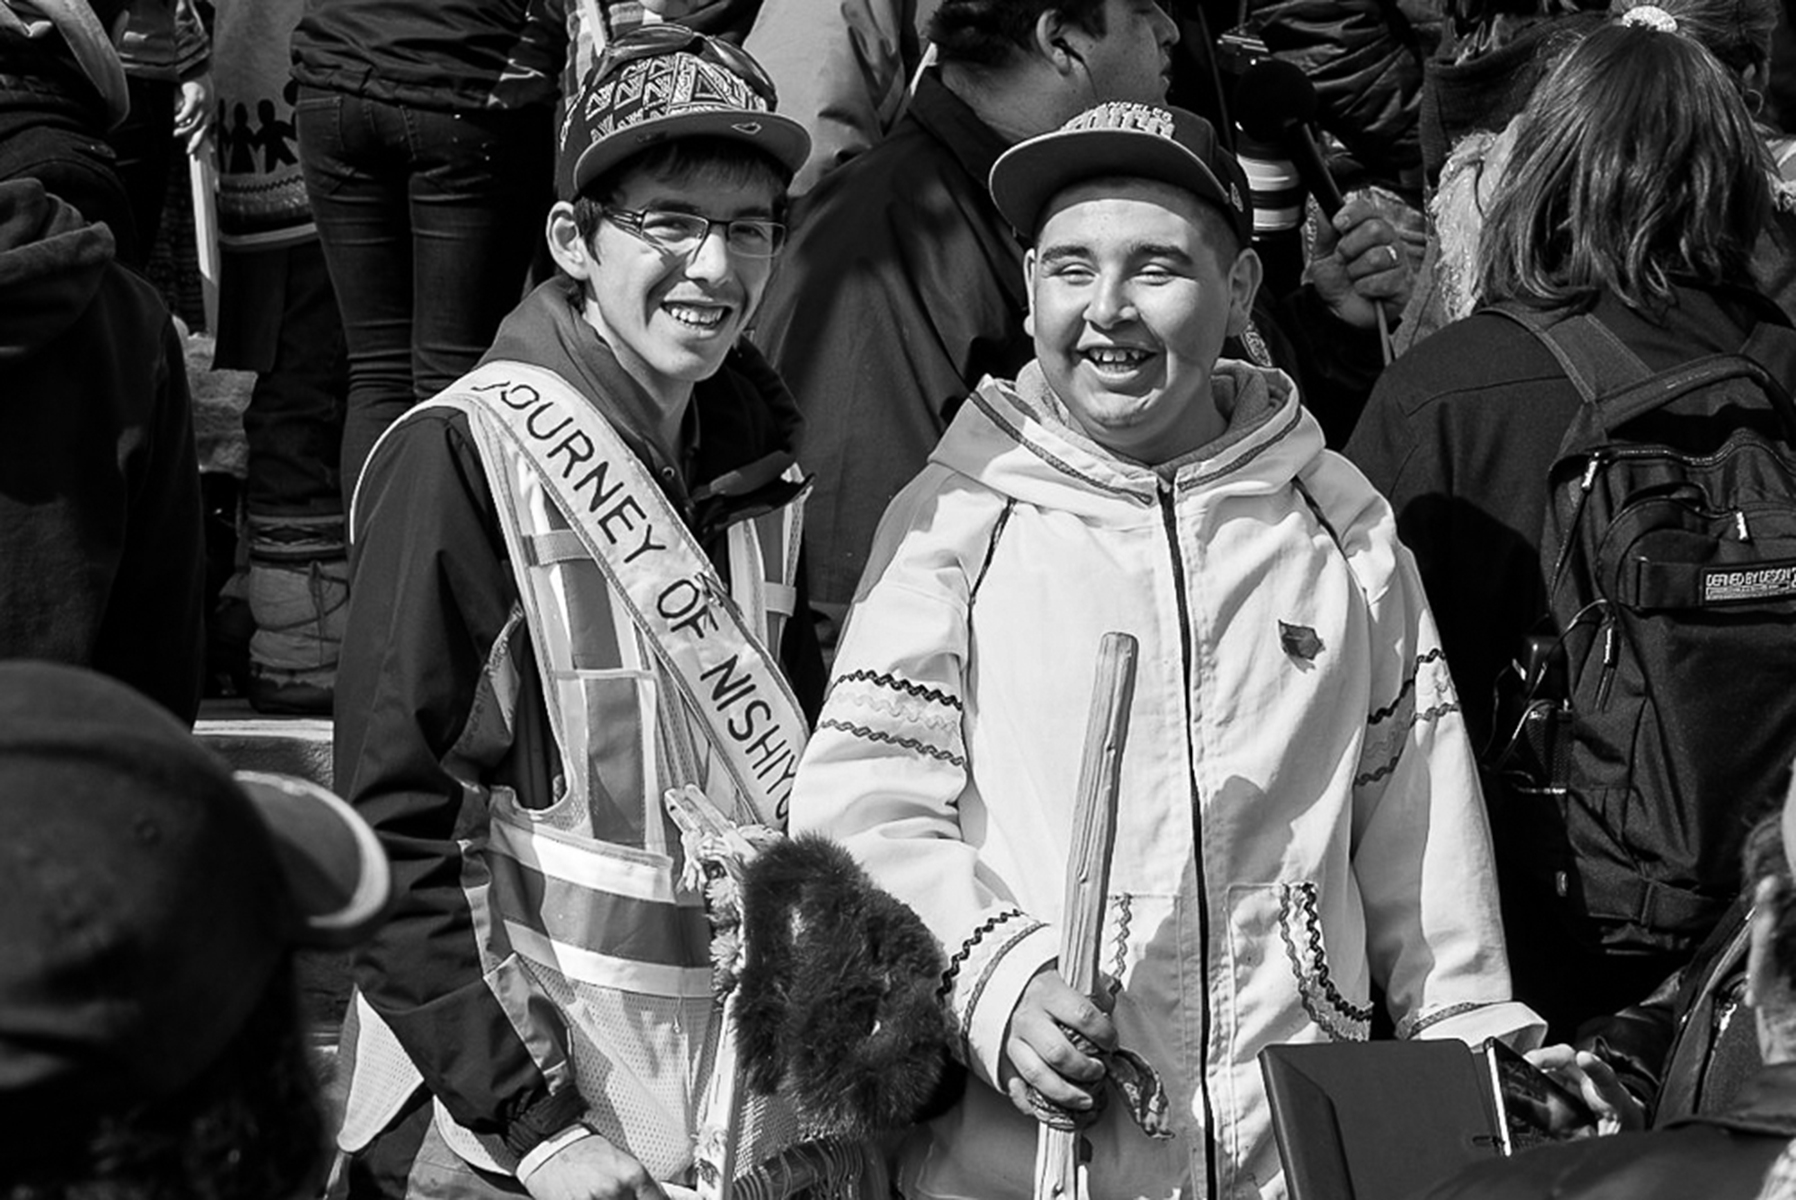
[735,833,965,1138]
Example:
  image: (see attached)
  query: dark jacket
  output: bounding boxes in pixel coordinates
[1421,1062,1796,1200]
[1574,896,1761,1127]
[334,280,823,1155]
[291,0,565,112]
[0,179,203,723]
[1251,0,1428,190]
[1345,282,1792,1035]
[1346,282,1792,755]
[749,69,1031,627]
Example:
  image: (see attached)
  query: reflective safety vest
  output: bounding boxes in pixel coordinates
[337,359,809,1183]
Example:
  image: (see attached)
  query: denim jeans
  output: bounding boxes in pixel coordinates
[231,239,348,519]
[294,87,553,506]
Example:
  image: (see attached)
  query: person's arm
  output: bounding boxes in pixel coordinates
[788,479,1098,1106]
[169,0,210,152]
[335,413,589,1165]
[1310,457,1543,1047]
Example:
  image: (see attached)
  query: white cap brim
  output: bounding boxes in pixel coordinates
[235,771,392,949]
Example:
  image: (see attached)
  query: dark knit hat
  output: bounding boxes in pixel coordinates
[0,662,389,1152]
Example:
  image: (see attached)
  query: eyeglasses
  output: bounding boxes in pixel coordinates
[591,25,779,107]
[602,206,788,258]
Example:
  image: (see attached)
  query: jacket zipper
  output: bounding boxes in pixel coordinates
[1160,484,1219,1195]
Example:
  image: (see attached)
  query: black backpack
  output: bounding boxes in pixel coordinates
[1483,303,1796,958]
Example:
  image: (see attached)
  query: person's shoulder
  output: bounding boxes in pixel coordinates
[351,402,487,523]
[1360,310,1569,446]
[790,119,981,235]
[857,463,1012,595]
[882,460,1005,540]
[1378,311,1562,402]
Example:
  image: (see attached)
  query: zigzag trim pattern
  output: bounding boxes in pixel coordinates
[817,719,968,768]
[1352,702,1462,788]
[835,670,963,710]
[1278,883,1373,1041]
[834,689,963,733]
[959,918,1049,1037]
[1368,648,1448,726]
[940,908,1026,999]
[1397,1001,1485,1041]
[1107,893,1132,998]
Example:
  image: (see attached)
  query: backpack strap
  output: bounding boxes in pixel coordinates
[1483,302,1653,403]
[1735,321,1796,444]
[1488,304,1796,444]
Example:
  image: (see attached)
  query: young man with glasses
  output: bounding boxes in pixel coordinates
[330,30,823,1200]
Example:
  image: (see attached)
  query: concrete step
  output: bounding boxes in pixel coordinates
[196,698,334,789]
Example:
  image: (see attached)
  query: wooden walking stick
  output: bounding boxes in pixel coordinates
[1033,632,1139,1200]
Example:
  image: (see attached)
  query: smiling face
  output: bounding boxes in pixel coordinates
[1072,0,1179,107]
[1026,176,1260,464]
[563,163,783,403]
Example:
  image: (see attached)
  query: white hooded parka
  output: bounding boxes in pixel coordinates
[791,360,1539,1200]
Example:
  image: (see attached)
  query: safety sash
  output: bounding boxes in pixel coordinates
[457,359,809,827]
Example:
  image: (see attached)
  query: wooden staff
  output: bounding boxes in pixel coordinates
[1033,632,1139,1200]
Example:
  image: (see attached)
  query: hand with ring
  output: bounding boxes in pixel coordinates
[1306,191,1421,331]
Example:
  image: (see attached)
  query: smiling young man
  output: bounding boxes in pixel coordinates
[789,102,1541,1200]
[329,30,823,1200]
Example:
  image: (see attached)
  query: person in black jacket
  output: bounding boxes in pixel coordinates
[1347,15,1784,1039]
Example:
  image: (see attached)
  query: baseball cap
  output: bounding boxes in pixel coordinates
[989,102,1253,247]
[0,662,390,1148]
[557,25,811,201]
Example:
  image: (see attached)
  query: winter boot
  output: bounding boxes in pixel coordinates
[245,514,348,716]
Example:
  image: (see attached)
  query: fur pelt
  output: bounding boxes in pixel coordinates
[735,833,965,1138]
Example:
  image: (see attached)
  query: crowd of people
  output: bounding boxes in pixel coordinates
[6,0,1796,1198]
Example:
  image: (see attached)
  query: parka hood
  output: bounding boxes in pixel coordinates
[0,179,114,368]
[930,357,1324,518]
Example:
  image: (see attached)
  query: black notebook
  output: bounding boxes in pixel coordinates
[1259,1040,1507,1200]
